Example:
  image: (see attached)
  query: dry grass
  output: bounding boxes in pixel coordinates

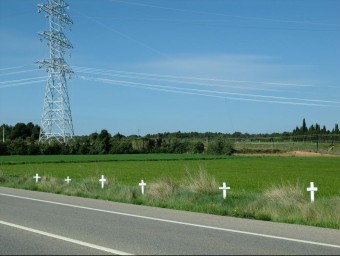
[147,177,177,199]
[263,182,306,206]
[37,176,63,191]
[182,168,219,194]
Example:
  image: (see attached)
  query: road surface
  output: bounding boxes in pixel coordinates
[1,187,339,255]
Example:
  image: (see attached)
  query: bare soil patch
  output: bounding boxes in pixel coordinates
[235,151,340,157]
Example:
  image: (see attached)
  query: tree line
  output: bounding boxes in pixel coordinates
[0,119,339,155]
[292,118,339,135]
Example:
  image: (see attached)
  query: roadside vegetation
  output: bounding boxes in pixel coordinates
[0,156,339,229]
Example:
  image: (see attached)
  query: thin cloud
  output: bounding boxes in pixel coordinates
[136,54,316,89]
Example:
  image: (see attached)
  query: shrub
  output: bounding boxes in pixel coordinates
[207,138,235,155]
[190,141,205,154]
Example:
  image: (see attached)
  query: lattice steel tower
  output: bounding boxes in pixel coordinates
[37,0,74,143]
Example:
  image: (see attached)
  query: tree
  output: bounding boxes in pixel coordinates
[10,123,29,140]
[97,129,111,154]
[27,142,40,155]
[31,124,40,140]
[40,142,62,155]
[170,140,189,154]
[292,126,300,135]
[301,118,308,134]
[0,142,8,155]
[112,133,124,140]
[110,140,134,154]
[190,141,205,154]
[77,137,91,154]
[315,123,321,134]
[8,138,28,155]
[207,138,235,155]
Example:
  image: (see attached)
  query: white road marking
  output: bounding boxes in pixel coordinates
[0,220,132,255]
[1,192,340,249]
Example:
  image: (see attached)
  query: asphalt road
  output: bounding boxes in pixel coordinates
[1,187,339,255]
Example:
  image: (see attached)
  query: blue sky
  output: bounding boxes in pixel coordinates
[1,0,339,136]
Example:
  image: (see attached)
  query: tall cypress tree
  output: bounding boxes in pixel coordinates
[301,118,308,134]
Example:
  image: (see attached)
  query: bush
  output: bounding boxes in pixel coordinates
[207,138,235,155]
[170,140,190,153]
[190,141,205,154]
[8,139,28,155]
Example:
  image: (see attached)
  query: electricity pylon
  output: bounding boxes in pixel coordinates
[37,0,74,143]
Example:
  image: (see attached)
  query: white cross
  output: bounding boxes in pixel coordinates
[99,175,106,189]
[139,179,146,195]
[307,182,318,202]
[33,173,41,183]
[65,176,72,184]
[219,182,230,199]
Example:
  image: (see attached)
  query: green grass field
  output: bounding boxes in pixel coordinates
[1,154,339,228]
[1,154,339,196]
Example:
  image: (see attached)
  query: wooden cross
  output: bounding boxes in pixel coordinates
[307,182,318,202]
[65,176,72,184]
[139,179,146,195]
[99,175,106,189]
[33,173,41,183]
[219,182,230,199]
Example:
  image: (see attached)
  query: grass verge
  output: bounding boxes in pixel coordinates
[1,169,338,229]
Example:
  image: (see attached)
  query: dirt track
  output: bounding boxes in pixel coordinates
[236,151,340,157]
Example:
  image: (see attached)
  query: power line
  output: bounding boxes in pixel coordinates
[0,64,334,106]
[0,65,35,72]
[82,77,334,108]
[74,68,283,92]
[0,79,45,89]
[78,75,339,108]
[0,77,46,85]
[74,66,339,106]
[82,76,340,105]
[71,16,338,33]
[73,65,315,88]
[110,0,340,27]
[0,69,41,77]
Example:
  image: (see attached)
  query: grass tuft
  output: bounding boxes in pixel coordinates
[182,168,219,194]
[263,181,306,206]
[147,177,178,200]
[0,171,7,183]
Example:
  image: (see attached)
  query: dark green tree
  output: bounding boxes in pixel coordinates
[190,141,205,154]
[301,118,308,134]
[96,129,111,154]
[8,138,28,155]
[0,142,9,155]
[207,138,235,155]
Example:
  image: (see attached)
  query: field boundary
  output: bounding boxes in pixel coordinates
[1,151,339,165]
[236,151,340,157]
